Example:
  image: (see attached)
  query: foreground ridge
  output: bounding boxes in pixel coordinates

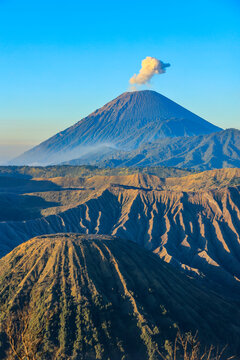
[0,233,239,359]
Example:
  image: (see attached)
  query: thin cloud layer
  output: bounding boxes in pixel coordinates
[129,57,170,86]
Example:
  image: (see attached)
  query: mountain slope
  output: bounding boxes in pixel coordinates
[67,129,240,170]
[0,234,239,359]
[0,169,240,298]
[0,165,193,180]
[11,91,222,165]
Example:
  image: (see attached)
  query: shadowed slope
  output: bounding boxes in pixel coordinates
[73,129,240,171]
[0,169,240,298]
[0,234,239,359]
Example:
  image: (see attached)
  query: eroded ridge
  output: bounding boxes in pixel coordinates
[0,234,239,359]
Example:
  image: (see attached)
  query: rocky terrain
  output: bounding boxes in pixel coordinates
[0,167,239,299]
[2,87,239,360]
[0,234,239,359]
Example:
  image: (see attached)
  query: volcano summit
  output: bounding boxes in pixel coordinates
[12,90,222,165]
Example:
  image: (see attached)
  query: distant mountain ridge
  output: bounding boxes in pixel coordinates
[67,128,240,170]
[11,90,222,165]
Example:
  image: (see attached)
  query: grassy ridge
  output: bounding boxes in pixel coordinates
[0,234,239,359]
[0,165,193,179]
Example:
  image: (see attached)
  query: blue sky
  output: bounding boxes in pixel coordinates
[0,0,239,160]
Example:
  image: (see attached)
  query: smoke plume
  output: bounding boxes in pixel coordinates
[129,57,170,87]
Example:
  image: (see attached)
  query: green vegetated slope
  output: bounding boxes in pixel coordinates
[0,234,239,360]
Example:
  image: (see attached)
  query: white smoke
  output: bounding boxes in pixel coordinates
[129,56,170,87]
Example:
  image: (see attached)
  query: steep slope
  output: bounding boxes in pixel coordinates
[164,167,240,191]
[0,169,238,220]
[0,234,239,359]
[11,91,221,165]
[69,128,240,170]
[0,169,240,298]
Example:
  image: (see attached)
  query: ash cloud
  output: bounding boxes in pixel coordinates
[129,57,170,87]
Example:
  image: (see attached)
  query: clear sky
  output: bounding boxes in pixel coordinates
[0,0,239,161]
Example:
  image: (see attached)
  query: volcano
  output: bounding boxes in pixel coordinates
[12,90,222,165]
[0,233,239,359]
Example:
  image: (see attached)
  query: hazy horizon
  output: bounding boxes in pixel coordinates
[0,0,239,162]
[1,87,238,164]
